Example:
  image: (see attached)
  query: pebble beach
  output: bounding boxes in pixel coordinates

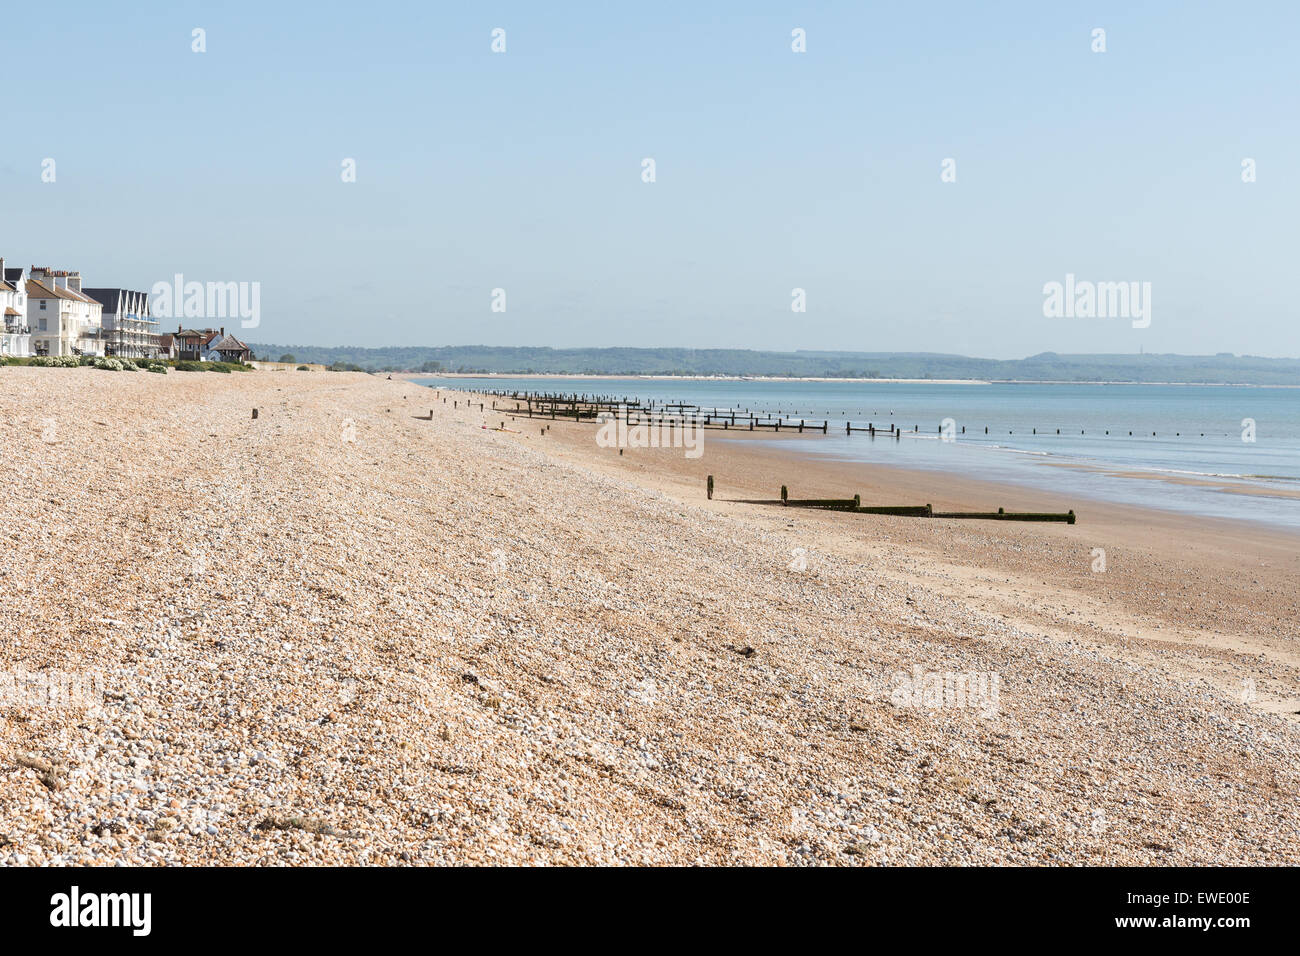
[1,367,1297,865]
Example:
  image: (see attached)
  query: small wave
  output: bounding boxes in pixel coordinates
[1136,467,1300,483]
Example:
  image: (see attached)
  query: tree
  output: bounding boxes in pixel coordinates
[278,353,296,363]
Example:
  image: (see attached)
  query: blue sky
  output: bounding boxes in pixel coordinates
[2,1,1297,357]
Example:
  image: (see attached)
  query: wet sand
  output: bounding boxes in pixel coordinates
[471,391,1300,722]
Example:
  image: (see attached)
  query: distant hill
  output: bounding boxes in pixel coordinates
[248,345,1300,385]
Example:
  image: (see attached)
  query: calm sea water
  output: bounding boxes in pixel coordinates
[418,377,1300,529]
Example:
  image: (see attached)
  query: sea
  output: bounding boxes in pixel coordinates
[416,377,1300,530]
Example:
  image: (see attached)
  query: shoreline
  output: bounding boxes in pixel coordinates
[450,382,1300,722]
[4,369,1298,865]
[429,381,1300,529]
[744,434,1300,513]
[409,373,1300,388]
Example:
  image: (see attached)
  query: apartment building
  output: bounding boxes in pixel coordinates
[25,267,104,357]
[84,287,161,358]
[0,257,33,357]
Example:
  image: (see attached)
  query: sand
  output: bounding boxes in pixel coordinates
[1,368,1297,865]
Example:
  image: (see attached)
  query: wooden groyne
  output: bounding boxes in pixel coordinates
[460,390,1222,444]
[755,482,1074,523]
[488,395,833,433]
[931,507,1077,523]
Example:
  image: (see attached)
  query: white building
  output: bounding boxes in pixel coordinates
[83,288,161,358]
[0,257,33,358]
[26,267,104,357]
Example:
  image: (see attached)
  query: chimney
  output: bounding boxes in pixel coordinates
[68,272,81,293]
[0,257,5,277]
[220,326,225,336]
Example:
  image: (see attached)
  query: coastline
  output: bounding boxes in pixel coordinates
[452,384,1300,722]
[411,373,1300,388]
[3,369,1297,865]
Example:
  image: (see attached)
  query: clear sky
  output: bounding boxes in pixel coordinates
[2,1,1297,357]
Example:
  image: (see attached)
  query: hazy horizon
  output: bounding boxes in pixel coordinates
[5,1,1298,358]
[248,342,1299,361]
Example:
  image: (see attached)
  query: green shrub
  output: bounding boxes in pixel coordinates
[31,355,80,368]
[167,359,250,373]
[297,365,310,371]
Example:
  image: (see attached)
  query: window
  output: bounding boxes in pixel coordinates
[39,300,47,310]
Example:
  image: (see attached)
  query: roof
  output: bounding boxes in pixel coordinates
[24,279,64,299]
[82,288,121,310]
[2,268,22,283]
[0,280,15,293]
[208,334,250,352]
[83,288,150,312]
[4,307,20,317]
[25,278,97,304]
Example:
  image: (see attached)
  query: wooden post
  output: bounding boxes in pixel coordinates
[781,485,788,505]
[252,408,258,419]
[707,475,714,500]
